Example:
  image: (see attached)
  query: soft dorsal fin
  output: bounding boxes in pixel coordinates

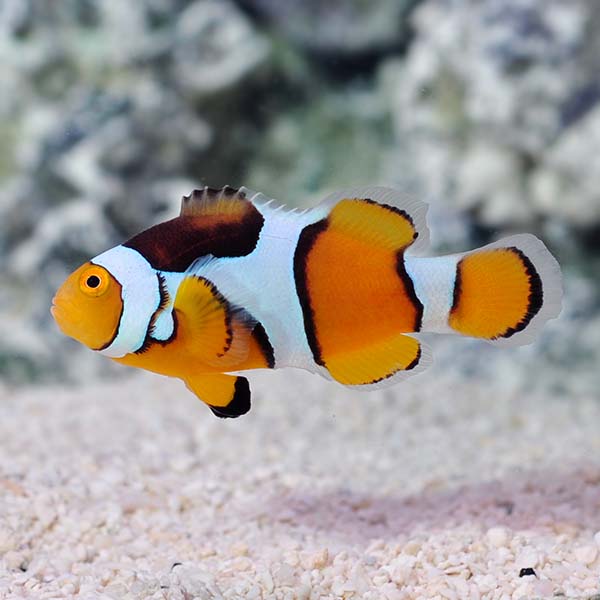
[180,186,251,219]
[319,186,430,254]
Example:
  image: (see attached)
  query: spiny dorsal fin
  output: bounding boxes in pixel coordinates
[319,187,430,254]
[180,186,250,218]
[124,186,265,271]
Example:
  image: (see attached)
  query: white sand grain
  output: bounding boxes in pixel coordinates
[0,367,599,599]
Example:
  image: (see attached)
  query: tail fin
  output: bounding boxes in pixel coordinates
[448,234,562,347]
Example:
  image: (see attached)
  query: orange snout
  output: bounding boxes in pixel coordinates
[51,262,123,351]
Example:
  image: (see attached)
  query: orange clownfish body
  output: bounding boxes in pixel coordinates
[52,186,562,418]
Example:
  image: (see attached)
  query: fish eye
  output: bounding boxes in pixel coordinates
[86,275,101,289]
[79,266,110,297]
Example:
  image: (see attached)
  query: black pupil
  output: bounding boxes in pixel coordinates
[87,275,101,289]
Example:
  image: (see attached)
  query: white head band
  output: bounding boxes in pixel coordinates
[92,245,160,358]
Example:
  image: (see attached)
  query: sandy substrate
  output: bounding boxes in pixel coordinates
[0,365,599,599]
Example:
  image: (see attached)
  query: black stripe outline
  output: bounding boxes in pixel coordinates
[396,251,424,332]
[293,218,328,365]
[134,273,174,354]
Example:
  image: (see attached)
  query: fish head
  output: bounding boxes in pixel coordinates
[51,260,124,351]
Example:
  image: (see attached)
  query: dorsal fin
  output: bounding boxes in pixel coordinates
[180,186,250,218]
[124,185,265,271]
[319,187,430,254]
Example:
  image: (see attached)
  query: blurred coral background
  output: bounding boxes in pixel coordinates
[2,3,600,598]
[0,0,598,393]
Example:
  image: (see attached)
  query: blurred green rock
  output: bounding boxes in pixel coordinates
[237,0,419,56]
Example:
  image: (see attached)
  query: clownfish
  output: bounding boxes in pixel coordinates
[51,186,562,418]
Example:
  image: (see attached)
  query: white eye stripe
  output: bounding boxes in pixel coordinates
[92,246,161,358]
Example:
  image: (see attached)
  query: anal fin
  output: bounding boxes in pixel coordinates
[185,373,251,418]
[325,334,431,389]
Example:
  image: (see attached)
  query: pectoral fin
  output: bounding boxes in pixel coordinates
[174,274,254,369]
[184,373,251,418]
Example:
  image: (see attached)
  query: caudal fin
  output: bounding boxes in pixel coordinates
[448,234,562,346]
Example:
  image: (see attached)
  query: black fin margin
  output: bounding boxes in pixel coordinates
[501,247,544,338]
[252,322,275,369]
[208,376,251,419]
[395,251,424,332]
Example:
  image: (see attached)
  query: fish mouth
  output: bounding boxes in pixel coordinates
[50,297,62,322]
[50,301,69,338]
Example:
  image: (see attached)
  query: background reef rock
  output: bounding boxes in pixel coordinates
[237,0,419,56]
[0,0,598,388]
[380,0,600,245]
[0,0,272,382]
